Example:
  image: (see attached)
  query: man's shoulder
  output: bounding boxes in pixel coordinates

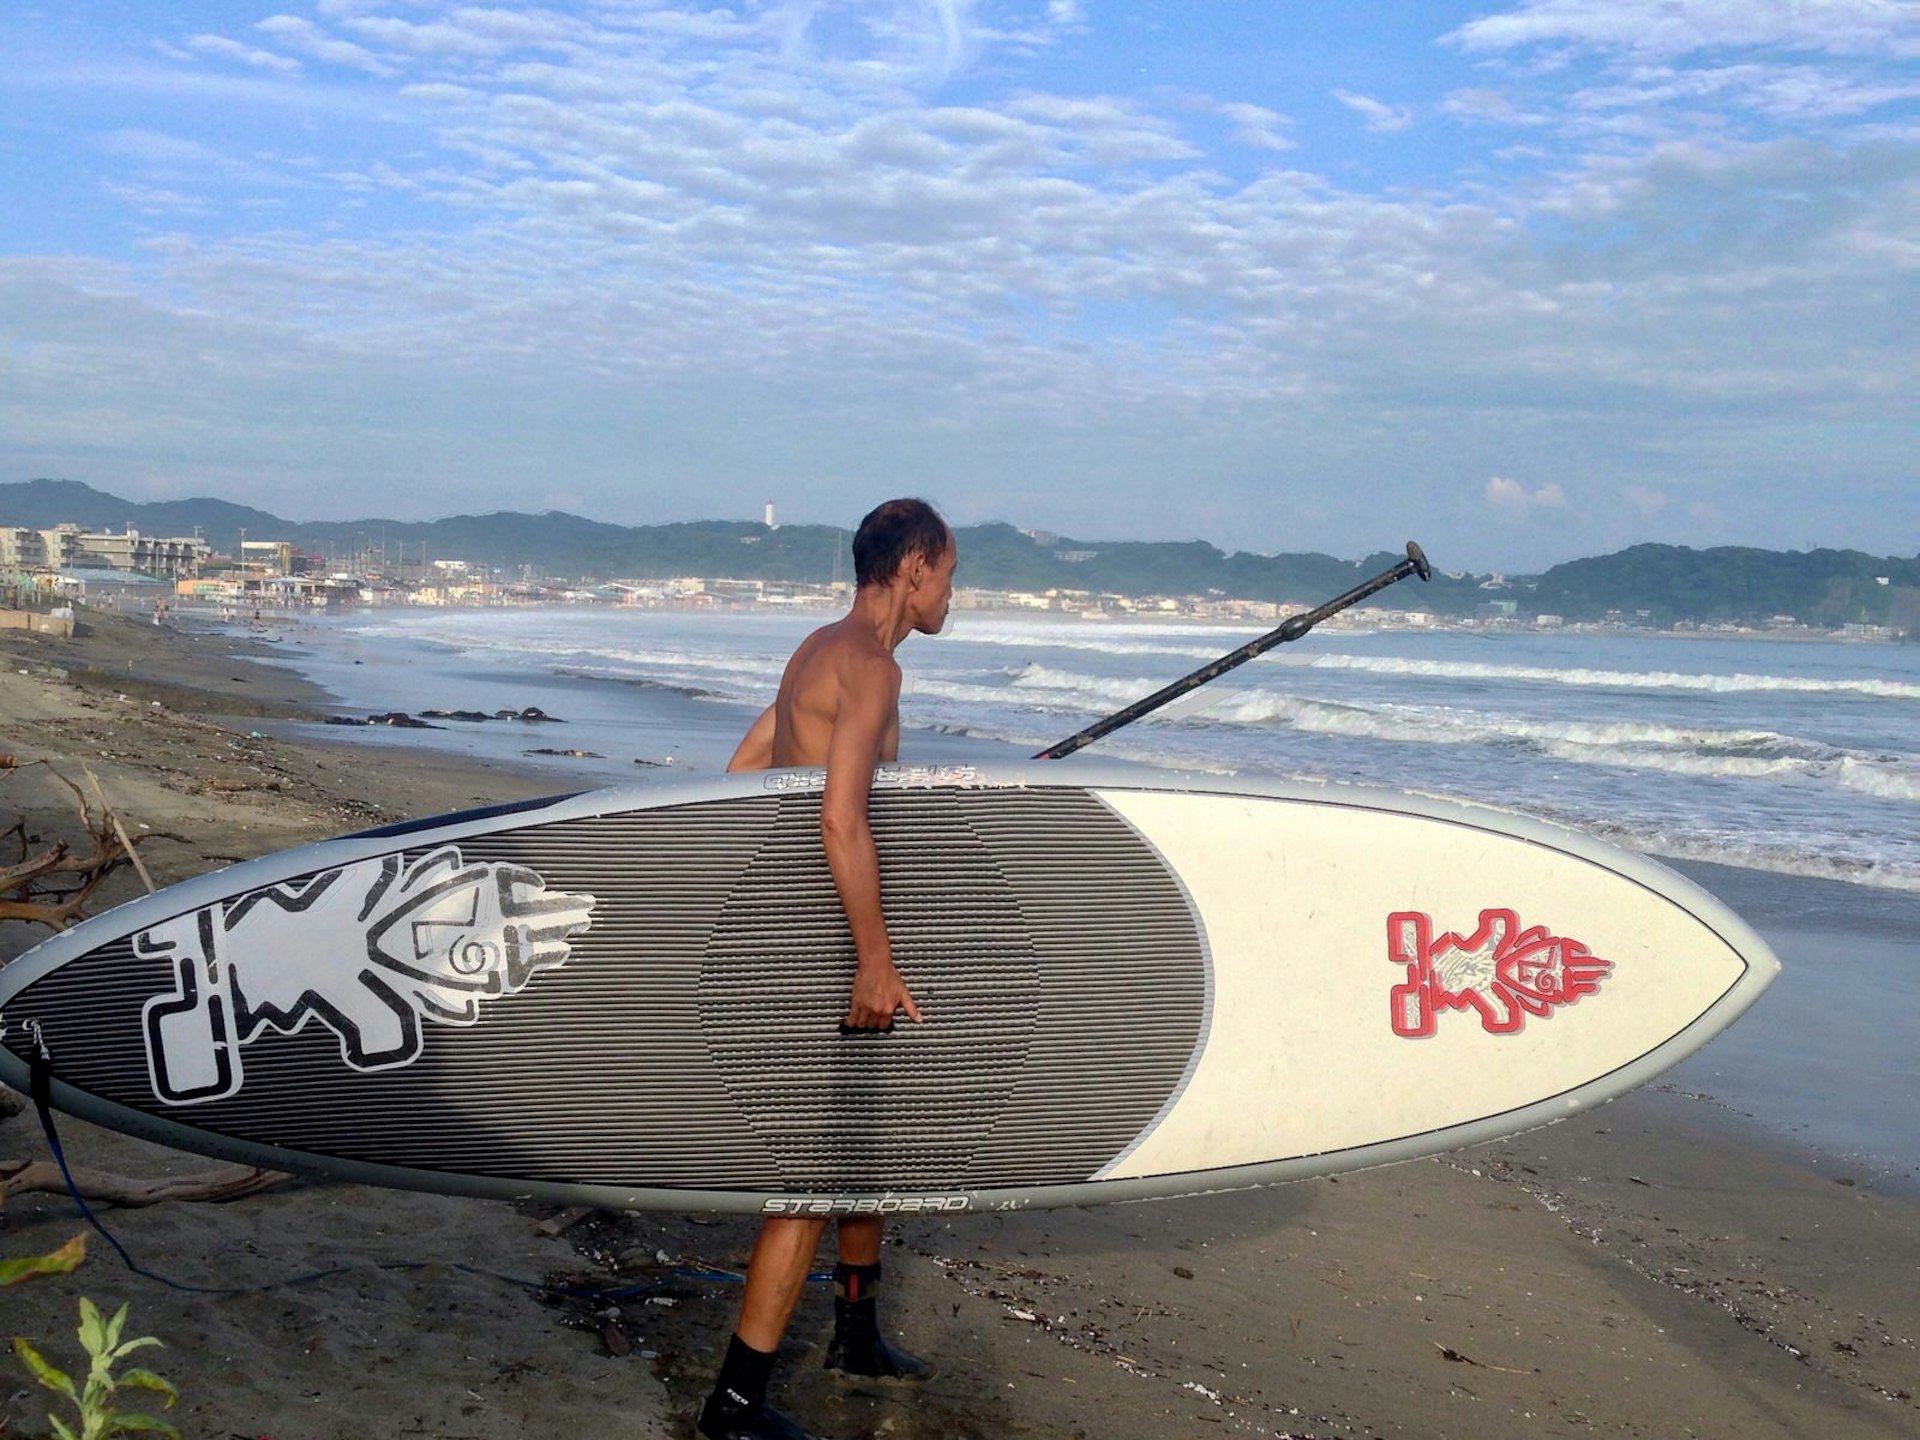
[835,638,901,696]
[812,621,897,669]
[789,621,897,690]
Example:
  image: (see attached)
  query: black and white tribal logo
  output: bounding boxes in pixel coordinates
[138,847,595,1105]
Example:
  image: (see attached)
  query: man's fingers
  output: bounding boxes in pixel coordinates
[838,985,922,1032]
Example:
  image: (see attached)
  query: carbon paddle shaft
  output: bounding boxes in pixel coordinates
[1033,541,1433,761]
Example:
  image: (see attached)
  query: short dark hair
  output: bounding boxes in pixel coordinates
[852,498,951,588]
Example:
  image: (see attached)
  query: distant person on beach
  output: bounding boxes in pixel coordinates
[697,498,954,1440]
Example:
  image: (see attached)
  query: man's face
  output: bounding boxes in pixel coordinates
[911,538,957,635]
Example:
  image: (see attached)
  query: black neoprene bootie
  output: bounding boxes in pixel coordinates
[822,1261,933,1382]
[695,1391,816,1440]
[699,1336,818,1440]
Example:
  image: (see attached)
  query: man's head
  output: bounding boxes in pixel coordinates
[852,498,956,636]
[852,498,951,588]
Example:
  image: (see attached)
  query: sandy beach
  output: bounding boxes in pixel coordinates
[2,612,1915,1440]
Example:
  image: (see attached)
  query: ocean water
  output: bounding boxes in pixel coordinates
[235,604,1919,1187]
[253,606,1920,894]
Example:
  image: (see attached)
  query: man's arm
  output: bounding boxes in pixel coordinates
[822,659,921,1030]
[727,704,777,773]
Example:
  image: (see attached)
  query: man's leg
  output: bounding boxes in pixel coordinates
[699,1217,827,1440]
[824,1217,931,1382]
[738,1217,829,1350]
[836,1214,883,1266]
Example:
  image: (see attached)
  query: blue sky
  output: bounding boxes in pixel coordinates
[1,1,1913,569]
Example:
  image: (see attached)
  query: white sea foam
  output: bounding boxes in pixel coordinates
[298,609,1920,893]
[1588,825,1920,894]
[949,621,1252,662]
[1306,653,1920,700]
[1221,691,1917,798]
[920,663,1920,804]
[1831,757,1920,803]
[1004,663,1183,710]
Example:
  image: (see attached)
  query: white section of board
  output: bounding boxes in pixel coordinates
[1096,790,1749,1180]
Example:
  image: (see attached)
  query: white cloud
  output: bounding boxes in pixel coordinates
[1445,0,1916,61]
[1334,90,1414,134]
[1486,477,1570,512]
[182,33,303,74]
[98,181,208,214]
[1215,101,1295,151]
[95,130,231,168]
[2,2,1913,565]
[1441,87,1549,126]
[255,14,395,75]
[1573,60,1920,123]
[1441,0,1917,149]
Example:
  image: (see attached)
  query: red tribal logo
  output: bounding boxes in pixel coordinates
[1388,909,1611,1037]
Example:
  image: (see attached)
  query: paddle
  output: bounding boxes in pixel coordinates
[1032,541,1433,760]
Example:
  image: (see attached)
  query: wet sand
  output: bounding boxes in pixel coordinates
[2,610,1915,1440]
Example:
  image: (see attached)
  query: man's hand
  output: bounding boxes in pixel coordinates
[842,955,923,1031]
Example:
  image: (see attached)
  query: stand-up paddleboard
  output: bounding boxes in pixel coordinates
[0,764,1776,1215]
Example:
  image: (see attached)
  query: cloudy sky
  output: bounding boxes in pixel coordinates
[2,1,1913,568]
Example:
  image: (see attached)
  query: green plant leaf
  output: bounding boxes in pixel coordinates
[109,1335,163,1363]
[118,1368,179,1404]
[76,1297,107,1356]
[101,1301,131,1355]
[102,1414,181,1438]
[0,1233,87,1287]
[49,1415,79,1440]
[11,1336,79,1402]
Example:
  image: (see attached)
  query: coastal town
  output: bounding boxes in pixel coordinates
[2,515,1907,641]
[0,515,1448,628]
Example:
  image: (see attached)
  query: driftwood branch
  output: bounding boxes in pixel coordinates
[1,1157,292,1207]
[84,763,156,894]
[1,761,155,933]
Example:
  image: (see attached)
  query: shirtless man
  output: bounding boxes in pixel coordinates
[697,498,956,1440]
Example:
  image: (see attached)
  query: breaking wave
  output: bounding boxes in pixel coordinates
[1304,653,1920,700]
[914,666,1920,803]
[1197,691,1919,800]
[1578,823,1920,895]
[307,610,1920,893]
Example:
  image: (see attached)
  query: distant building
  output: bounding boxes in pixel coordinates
[240,539,295,574]
[0,523,208,579]
[0,526,59,571]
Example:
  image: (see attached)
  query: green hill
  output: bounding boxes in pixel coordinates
[3,479,1914,630]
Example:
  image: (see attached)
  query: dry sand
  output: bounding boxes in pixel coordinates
[1,611,1915,1440]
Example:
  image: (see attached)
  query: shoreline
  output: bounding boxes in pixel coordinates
[200,605,1920,886]
[3,611,1917,1439]
[170,596,1917,647]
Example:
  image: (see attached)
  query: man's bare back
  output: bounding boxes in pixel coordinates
[767,618,901,768]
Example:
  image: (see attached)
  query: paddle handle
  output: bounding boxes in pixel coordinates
[1033,541,1432,761]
